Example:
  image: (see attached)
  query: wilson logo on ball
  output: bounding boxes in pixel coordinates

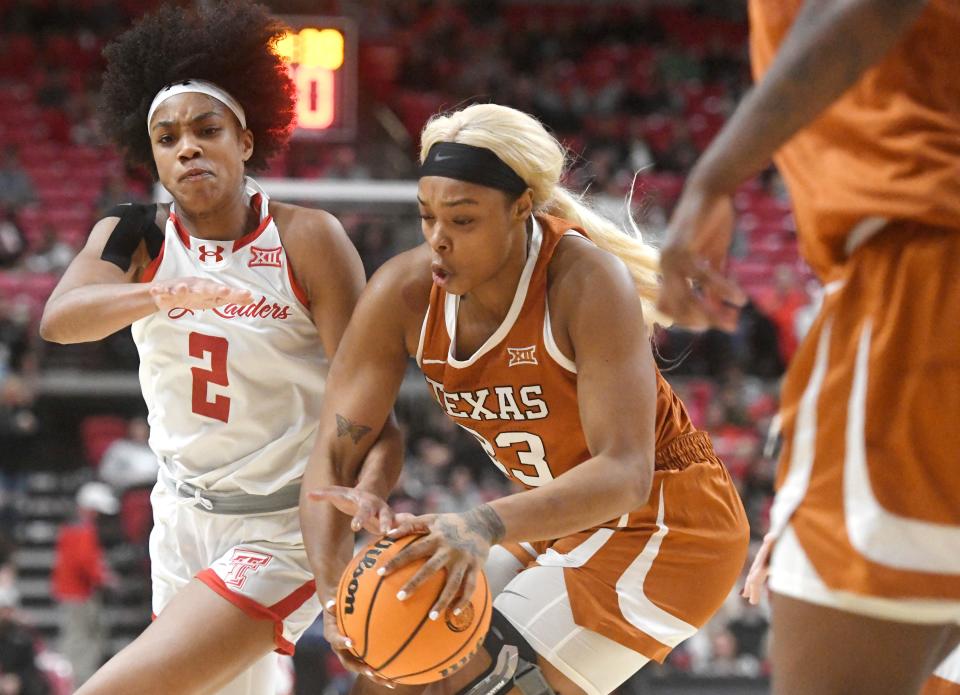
[344,537,394,615]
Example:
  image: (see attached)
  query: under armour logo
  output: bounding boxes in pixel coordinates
[248,246,282,268]
[507,345,538,367]
[223,549,272,589]
[198,245,225,263]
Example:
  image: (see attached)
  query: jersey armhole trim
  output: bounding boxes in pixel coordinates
[416,306,430,367]
[543,297,577,373]
[140,242,166,283]
[286,261,310,310]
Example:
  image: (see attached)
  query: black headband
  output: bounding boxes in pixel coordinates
[418,142,528,196]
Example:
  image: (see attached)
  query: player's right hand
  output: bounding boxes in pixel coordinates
[322,608,395,688]
[658,184,746,332]
[149,277,254,311]
[741,531,776,605]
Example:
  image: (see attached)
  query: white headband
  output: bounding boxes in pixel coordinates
[147,79,247,133]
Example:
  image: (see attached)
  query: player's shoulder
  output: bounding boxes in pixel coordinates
[271,201,348,250]
[366,243,434,321]
[548,230,634,299]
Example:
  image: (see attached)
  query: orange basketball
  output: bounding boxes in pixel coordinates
[336,534,492,685]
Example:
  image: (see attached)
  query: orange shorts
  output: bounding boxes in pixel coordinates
[770,222,960,602]
[499,448,748,664]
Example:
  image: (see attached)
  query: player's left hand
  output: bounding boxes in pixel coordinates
[658,182,746,332]
[380,505,504,620]
[308,485,396,535]
[321,608,396,688]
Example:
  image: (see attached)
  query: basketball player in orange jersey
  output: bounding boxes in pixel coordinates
[299,102,750,695]
[657,1,960,693]
[38,3,400,694]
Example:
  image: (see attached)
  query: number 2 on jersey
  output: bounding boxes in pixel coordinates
[189,332,230,423]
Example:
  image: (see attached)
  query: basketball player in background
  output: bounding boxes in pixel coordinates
[300,103,750,695]
[39,2,400,693]
[657,0,960,693]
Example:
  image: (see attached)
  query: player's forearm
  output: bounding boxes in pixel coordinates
[39,284,159,344]
[691,0,929,193]
[300,418,388,597]
[300,489,356,604]
[354,414,404,501]
[485,453,653,543]
[301,439,352,597]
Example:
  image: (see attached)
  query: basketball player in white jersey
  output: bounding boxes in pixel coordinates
[39,3,400,694]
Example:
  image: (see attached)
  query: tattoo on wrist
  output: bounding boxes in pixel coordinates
[336,414,372,443]
[464,504,506,545]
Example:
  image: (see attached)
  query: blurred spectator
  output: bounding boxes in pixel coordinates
[0,533,16,611]
[22,225,74,276]
[0,299,35,377]
[763,265,809,364]
[0,532,49,695]
[0,148,35,208]
[51,482,119,687]
[0,376,39,529]
[98,418,156,492]
[0,206,27,269]
[35,70,69,110]
[320,146,371,180]
[734,300,784,379]
[94,174,147,219]
[427,465,484,513]
[99,417,157,547]
[0,600,50,695]
[357,222,393,278]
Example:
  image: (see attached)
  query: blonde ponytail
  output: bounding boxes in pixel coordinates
[420,103,666,328]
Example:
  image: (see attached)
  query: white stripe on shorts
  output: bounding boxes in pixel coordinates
[615,482,697,648]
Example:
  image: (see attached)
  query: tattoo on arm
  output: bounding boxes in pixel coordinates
[462,504,506,545]
[335,414,372,444]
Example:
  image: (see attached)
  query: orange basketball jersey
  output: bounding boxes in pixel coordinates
[749,0,960,276]
[416,215,749,661]
[418,214,698,505]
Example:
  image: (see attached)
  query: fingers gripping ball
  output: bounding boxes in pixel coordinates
[336,535,492,684]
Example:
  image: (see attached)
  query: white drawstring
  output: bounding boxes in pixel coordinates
[174,480,214,511]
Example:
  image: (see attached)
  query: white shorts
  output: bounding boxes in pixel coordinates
[932,647,960,687]
[769,523,960,625]
[485,545,651,695]
[149,481,321,656]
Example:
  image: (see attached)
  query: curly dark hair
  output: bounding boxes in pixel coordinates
[99,0,296,176]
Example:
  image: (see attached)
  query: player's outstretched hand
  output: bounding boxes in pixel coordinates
[321,608,396,689]
[382,505,502,622]
[741,531,776,605]
[308,485,396,535]
[658,183,746,332]
[149,277,254,312]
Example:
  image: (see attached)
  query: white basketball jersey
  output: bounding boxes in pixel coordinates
[131,178,327,494]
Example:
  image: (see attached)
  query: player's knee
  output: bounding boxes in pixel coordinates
[457,610,558,695]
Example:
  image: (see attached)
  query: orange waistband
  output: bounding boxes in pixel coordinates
[654,431,716,471]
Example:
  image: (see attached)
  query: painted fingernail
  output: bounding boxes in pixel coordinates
[453,608,462,616]
[325,599,336,610]
[376,567,386,576]
[396,590,407,601]
[387,528,399,536]
[386,683,396,689]
[429,610,439,621]
[344,638,353,649]
[365,670,374,678]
